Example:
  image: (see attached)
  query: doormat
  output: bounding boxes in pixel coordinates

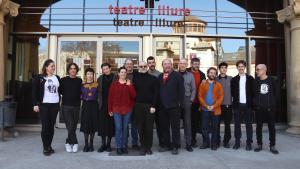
[108,148,145,156]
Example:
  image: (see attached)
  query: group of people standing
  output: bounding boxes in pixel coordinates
[32,56,279,156]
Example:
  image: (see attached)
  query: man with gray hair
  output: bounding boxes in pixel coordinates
[158,58,184,155]
[178,58,196,152]
[133,61,159,155]
[253,64,279,154]
[124,58,139,150]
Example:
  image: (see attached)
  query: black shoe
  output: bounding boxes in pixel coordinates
[223,143,230,148]
[146,149,153,155]
[254,145,262,152]
[199,144,210,149]
[132,144,140,150]
[185,145,193,152]
[233,144,240,150]
[48,146,55,154]
[43,149,51,156]
[139,148,146,155]
[171,148,178,155]
[211,145,218,151]
[89,145,94,152]
[83,145,89,152]
[97,145,106,153]
[116,148,123,155]
[158,147,172,152]
[191,140,197,147]
[246,144,252,151]
[122,148,128,154]
[270,146,279,154]
[106,145,112,152]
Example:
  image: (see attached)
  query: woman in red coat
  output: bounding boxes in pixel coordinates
[108,66,136,155]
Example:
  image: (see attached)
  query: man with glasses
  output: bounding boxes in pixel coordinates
[124,58,139,150]
[187,57,206,147]
[133,61,159,155]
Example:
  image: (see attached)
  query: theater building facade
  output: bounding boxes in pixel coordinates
[0,0,300,134]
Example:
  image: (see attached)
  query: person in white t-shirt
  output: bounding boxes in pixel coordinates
[32,59,61,156]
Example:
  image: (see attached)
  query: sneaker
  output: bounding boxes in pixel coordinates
[72,144,78,153]
[270,146,279,154]
[246,144,252,151]
[65,144,72,153]
[171,148,179,155]
[254,145,262,152]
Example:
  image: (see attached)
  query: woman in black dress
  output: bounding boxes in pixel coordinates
[97,63,116,152]
[80,68,99,152]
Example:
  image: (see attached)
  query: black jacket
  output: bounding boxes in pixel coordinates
[133,72,159,108]
[253,76,277,109]
[32,74,62,106]
[231,74,254,108]
[159,71,185,109]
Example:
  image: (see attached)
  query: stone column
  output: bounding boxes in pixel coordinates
[277,0,300,134]
[0,0,19,101]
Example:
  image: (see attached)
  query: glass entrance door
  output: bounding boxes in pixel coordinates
[56,36,99,127]
[99,37,142,73]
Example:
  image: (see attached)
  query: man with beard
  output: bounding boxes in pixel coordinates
[146,56,163,147]
[187,57,206,147]
[198,67,224,150]
[158,58,184,155]
[133,61,159,155]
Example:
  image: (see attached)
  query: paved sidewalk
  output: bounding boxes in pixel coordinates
[0,128,300,169]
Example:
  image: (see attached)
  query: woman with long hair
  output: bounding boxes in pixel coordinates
[32,59,61,156]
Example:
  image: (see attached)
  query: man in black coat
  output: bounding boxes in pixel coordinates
[158,58,185,155]
[231,60,254,151]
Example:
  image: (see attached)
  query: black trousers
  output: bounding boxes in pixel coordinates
[191,103,201,142]
[159,107,181,148]
[40,103,59,149]
[218,105,232,144]
[61,105,80,144]
[134,103,155,150]
[256,107,276,147]
[154,108,163,147]
[233,104,253,145]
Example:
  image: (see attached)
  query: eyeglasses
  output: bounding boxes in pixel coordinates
[139,66,147,68]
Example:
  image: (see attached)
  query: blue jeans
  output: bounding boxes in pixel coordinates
[202,110,220,146]
[113,112,132,148]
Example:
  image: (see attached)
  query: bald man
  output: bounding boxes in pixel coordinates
[178,59,196,152]
[158,58,185,155]
[253,64,279,154]
[132,61,159,155]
